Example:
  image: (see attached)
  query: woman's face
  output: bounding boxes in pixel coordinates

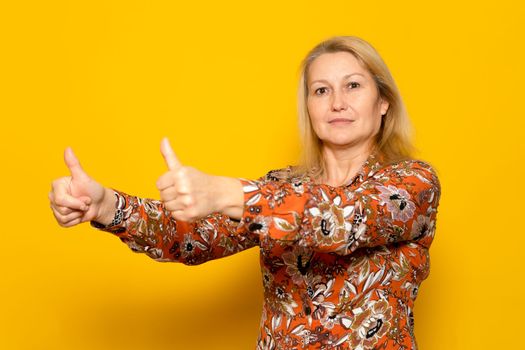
[306,51,389,150]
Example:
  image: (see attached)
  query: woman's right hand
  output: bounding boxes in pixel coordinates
[49,147,110,228]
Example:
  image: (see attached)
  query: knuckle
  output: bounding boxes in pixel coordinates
[174,183,185,195]
[55,194,66,205]
[174,184,183,194]
[52,177,67,188]
[61,206,72,215]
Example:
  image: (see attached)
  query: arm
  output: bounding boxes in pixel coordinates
[52,143,256,263]
[90,188,260,265]
[236,160,441,255]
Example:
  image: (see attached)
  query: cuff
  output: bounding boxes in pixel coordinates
[89,189,129,234]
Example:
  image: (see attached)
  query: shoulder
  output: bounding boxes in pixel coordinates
[391,158,438,175]
[376,158,441,191]
[263,167,290,181]
[262,165,306,183]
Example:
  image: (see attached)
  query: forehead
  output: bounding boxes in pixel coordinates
[307,51,370,82]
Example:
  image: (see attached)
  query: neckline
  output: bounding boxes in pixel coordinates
[306,151,384,189]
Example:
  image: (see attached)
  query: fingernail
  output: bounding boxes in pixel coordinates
[81,205,89,211]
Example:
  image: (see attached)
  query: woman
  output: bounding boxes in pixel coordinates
[49,36,441,349]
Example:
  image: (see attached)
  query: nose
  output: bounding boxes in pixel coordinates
[331,90,347,111]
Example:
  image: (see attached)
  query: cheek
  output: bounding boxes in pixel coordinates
[367,115,382,134]
[357,99,382,122]
[307,101,322,122]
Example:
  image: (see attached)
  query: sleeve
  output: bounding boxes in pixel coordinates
[90,189,260,265]
[236,161,441,256]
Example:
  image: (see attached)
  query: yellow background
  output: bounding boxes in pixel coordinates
[1,1,523,349]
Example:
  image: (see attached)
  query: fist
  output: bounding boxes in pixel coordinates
[49,147,106,227]
[156,137,219,222]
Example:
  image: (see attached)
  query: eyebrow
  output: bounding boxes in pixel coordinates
[309,73,365,85]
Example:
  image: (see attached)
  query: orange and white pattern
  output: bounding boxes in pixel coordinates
[92,151,441,349]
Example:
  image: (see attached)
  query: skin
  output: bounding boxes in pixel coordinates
[49,51,389,226]
[156,137,243,222]
[306,51,389,187]
[49,140,243,227]
[49,147,112,227]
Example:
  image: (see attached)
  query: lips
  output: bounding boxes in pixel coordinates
[329,118,354,123]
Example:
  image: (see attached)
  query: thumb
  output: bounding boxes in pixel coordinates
[64,147,89,181]
[160,137,181,170]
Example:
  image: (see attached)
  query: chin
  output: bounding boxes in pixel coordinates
[322,138,358,148]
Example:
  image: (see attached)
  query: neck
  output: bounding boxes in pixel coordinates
[319,142,374,187]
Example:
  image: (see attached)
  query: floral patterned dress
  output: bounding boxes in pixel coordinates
[91,152,441,350]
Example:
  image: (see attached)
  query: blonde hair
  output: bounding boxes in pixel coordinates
[291,36,417,180]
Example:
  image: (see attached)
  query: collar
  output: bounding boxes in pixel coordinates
[346,150,385,187]
[302,150,385,188]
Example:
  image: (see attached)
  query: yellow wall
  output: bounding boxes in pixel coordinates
[1,1,523,349]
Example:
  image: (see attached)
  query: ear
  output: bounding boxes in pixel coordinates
[380,97,389,116]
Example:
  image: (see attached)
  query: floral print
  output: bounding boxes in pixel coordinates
[377,185,416,222]
[91,151,441,349]
[310,201,352,247]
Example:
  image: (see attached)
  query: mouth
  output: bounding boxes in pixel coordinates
[329,118,355,124]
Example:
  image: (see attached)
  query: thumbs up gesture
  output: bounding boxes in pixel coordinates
[49,148,108,227]
[156,137,224,222]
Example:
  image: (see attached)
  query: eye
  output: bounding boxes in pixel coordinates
[314,87,328,96]
[348,82,360,89]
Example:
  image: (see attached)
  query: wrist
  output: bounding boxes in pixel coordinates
[212,176,244,220]
[95,187,118,225]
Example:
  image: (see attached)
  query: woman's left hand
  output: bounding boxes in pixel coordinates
[156,137,244,222]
